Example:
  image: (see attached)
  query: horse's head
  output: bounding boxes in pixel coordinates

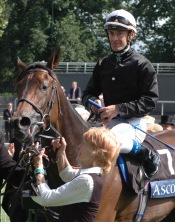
[13,47,62,144]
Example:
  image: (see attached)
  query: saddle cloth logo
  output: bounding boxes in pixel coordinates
[150,179,175,198]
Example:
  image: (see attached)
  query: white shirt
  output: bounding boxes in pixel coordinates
[32,166,102,207]
[72,88,76,99]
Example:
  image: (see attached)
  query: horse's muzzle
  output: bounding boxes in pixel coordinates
[12,116,41,143]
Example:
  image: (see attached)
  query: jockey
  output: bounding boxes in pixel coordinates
[82,9,160,179]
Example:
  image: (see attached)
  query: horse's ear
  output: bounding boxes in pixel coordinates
[17,57,27,70]
[46,46,61,70]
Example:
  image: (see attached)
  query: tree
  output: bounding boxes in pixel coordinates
[54,11,95,61]
[1,0,175,84]
[0,0,9,37]
[132,0,175,62]
[0,0,120,78]
[0,1,52,80]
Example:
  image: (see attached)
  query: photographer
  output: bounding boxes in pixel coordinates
[0,131,27,222]
[0,132,24,188]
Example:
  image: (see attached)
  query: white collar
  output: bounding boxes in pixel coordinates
[80,167,102,175]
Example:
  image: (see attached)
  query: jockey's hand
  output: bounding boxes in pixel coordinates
[98,105,119,122]
[91,99,102,114]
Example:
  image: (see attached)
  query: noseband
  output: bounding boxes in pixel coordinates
[17,98,44,118]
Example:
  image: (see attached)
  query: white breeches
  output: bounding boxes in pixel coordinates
[108,118,147,153]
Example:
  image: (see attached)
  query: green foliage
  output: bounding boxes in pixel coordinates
[0,0,9,37]
[1,0,175,86]
[55,12,87,61]
[0,92,14,96]
[132,0,175,62]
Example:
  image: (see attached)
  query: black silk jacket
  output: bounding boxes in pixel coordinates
[82,48,159,118]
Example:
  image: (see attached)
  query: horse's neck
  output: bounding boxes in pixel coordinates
[61,103,89,141]
[55,101,89,165]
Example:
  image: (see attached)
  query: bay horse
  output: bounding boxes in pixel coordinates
[12,47,175,222]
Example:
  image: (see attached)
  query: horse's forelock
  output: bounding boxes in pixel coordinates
[16,62,56,83]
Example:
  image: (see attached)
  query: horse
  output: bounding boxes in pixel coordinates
[12,47,175,222]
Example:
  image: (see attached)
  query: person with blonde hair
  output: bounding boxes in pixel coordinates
[32,127,120,222]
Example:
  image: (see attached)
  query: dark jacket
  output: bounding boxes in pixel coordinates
[0,131,27,222]
[82,48,159,118]
[68,87,81,99]
[59,173,103,222]
[3,108,13,120]
[3,108,14,128]
[0,134,24,187]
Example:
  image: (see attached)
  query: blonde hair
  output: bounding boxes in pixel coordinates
[83,127,120,174]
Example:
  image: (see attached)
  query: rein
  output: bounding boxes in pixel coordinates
[0,143,44,196]
[3,144,52,220]
[88,99,175,152]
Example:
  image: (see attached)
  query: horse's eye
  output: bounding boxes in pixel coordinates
[42,85,48,91]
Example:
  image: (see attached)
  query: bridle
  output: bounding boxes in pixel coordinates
[17,67,58,119]
[16,66,63,138]
[3,65,63,220]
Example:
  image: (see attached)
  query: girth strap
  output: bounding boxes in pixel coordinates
[133,180,149,222]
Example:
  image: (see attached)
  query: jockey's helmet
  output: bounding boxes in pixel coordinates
[104,9,137,34]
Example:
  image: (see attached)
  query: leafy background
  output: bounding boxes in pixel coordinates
[0,0,175,81]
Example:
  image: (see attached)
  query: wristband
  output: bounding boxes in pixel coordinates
[34,168,45,175]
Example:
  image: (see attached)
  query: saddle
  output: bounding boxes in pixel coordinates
[118,135,175,195]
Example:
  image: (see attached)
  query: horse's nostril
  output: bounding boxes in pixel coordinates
[20,117,31,127]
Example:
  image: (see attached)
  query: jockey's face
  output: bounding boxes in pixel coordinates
[107,29,134,51]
